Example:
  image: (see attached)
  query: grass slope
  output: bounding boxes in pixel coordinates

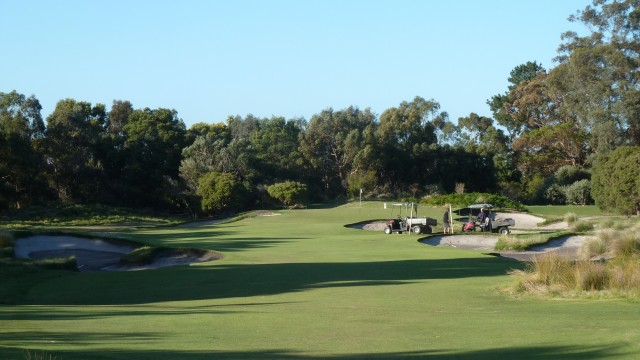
[1,202,639,359]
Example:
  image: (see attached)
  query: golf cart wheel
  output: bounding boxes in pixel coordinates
[499,227,510,235]
[384,227,392,234]
[412,225,422,235]
[424,226,432,234]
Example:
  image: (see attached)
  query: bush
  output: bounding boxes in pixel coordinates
[196,171,250,213]
[524,174,547,204]
[565,179,593,205]
[543,184,567,205]
[554,165,590,186]
[267,181,308,208]
[591,146,640,215]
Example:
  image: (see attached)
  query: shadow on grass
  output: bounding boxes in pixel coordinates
[0,344,628,360]
[1,301,300,321]
[18,257,520,305]
[123,226,301,253]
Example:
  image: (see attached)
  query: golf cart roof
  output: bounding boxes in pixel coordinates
[467,203,493,209]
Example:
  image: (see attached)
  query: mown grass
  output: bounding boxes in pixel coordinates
[1,202,640,359]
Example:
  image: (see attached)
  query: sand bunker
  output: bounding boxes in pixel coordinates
[351,213,581,261]
[349,212,566,232]
[15,235,220,272]
[420,234,587,261]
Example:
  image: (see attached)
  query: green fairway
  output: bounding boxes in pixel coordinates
[1,202,639,359]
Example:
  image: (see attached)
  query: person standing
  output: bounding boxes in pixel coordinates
[443,207,452,234]
[477,208,489,232]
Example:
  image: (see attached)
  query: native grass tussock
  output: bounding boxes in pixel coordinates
[496,234,548,251]
[564,212,578,224]
[508,221,640,298]
[24,349,61,360]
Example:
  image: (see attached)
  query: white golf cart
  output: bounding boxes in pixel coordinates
[383,202,437,235]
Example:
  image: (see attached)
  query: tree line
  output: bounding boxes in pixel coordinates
[1,0,639,215]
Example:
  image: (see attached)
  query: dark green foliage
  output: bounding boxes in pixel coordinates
[592,146,640,214]
[0,91,46,209]
[554,165,590,186]
[41,98,107,202]
[122,107,187,207]
[267,181,308,207]
[196,171,250,213]
[422,192,525,210]
[0,204,183,227]
[544,184,567,205]
[564,179,593,205]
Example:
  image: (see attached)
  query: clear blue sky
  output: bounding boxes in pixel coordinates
[2,0,591,126]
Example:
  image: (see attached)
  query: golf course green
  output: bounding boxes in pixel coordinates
[1,202,639,359]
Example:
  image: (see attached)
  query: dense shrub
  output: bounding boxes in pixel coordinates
[564,179,593,205]
[591,146,640,215]
[196,171,250,213]
[267,181,308,207]
[554,165,590,186]
[543,184,567,205]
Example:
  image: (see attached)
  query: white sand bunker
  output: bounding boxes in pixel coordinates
[15,235,220,272]
[351,213,580,261]
[421,234,587,261]
[351,213,568,232]
[422,235,498,251]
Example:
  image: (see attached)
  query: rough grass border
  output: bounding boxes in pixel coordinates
[495,231,575,251]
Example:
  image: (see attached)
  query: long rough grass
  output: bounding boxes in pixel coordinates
[24,349,61,360]
[510,222,640,298]
[496,234,549,251]
[509,253,575,295]
[608,256,640,292]
[571,220,594,232]
[582,238,607,259]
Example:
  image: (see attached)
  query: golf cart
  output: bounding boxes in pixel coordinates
[384,203,437,235]
[456,203,515,235]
